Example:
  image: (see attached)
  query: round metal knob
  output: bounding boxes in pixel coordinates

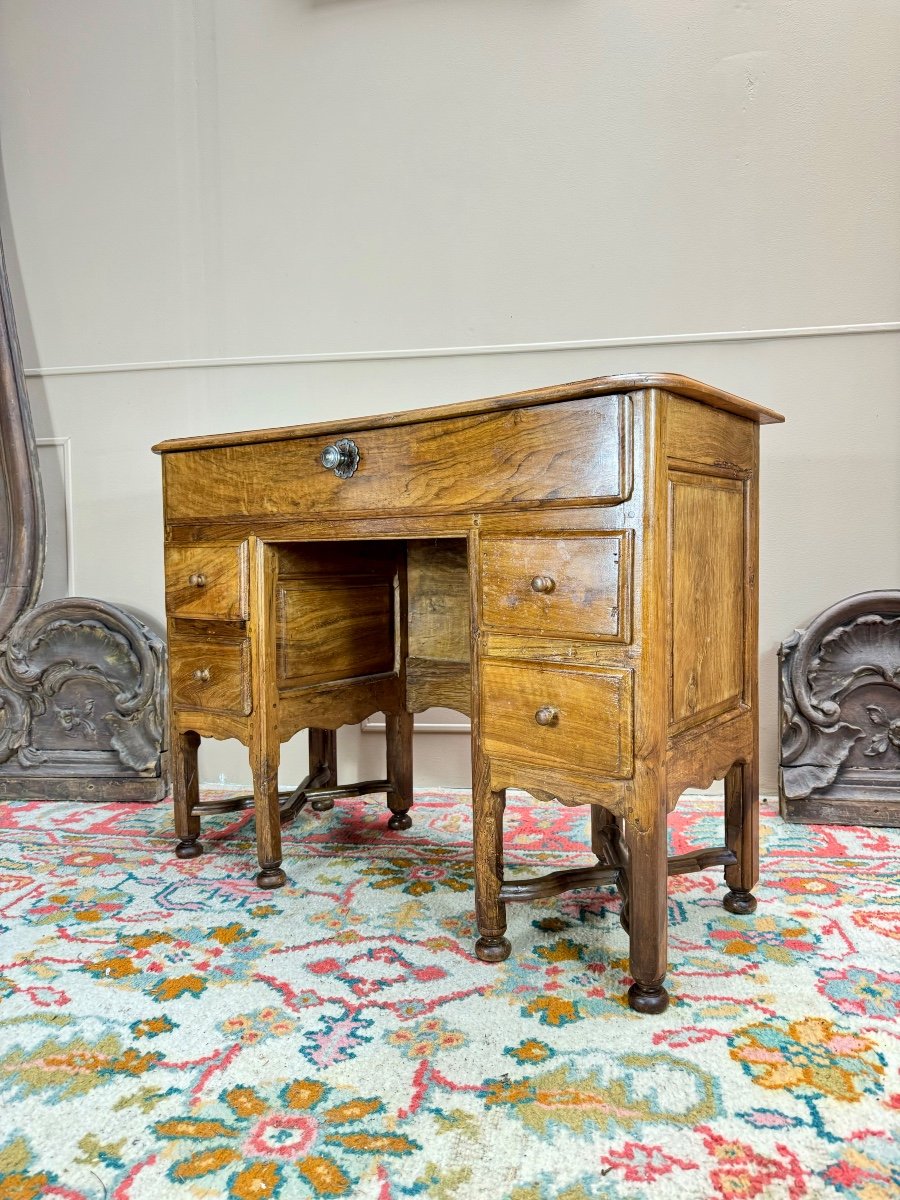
[193,668,211,683]
[188,573,206,588]
[530,576,556,594]
[320,438,360,478]
[534,705,559,727]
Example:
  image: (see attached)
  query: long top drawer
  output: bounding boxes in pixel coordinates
[162,395,631,522]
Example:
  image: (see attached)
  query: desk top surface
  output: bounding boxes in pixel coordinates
[153,372,784,455]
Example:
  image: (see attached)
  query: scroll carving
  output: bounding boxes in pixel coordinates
[0,230,167,800]
[779,591,900,826]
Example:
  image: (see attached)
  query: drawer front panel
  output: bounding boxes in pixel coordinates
[480,532,630,641]
[481,660,633,778]
[165,543,248,620]
[163,394,630,521]
[169,635,251,715]
[277,578,395,687]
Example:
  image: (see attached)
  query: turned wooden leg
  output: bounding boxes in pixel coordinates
[385,710,414,831]
[625,804,669,1014]
[248,536,284,889]
[724,758,759,914]
[250,731,285,889]
[173,728,203,859]
[473,780,510,963]
[309,727,337,812]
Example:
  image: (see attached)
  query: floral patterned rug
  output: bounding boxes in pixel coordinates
[0,789,898,1200]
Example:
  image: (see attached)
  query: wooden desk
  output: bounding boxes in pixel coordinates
[153,373,783,1013]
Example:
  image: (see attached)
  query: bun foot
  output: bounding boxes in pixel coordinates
[311,797,335,812]
[387,811,412,831]
[475,935,511,963]
[628,983,669,1014]
[175,839,203,859]
[724,888,757,915]
[256,865,287,890]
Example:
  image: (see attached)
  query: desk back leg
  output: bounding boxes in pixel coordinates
[308,728,338,812]
[386,711,413,829]
[250,729,284,889]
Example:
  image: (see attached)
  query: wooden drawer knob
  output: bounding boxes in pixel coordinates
[188,573,207,588]
[534,705,559,727]
[193,668,211,683]
[530,575,556,594]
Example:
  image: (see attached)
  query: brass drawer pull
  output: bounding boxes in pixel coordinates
[188,573,207,588]
[530,575,556,594]
[320,438,360,479]
[534,705,559,727]
[193,668,211,683]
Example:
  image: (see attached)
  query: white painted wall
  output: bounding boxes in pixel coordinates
[1,0,898,791]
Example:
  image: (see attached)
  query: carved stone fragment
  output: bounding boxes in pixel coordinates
[779,591,900,827]
[0,231,167,801]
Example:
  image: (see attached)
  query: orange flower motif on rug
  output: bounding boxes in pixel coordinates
[155,1079,418,1197]
[729,1016,885,1103]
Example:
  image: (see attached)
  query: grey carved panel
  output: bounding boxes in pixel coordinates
[0,230,167,801]
[779,591,900,827]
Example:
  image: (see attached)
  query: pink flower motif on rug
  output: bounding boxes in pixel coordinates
[599,1141,698,1183]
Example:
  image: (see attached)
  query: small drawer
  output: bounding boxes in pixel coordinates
[481,660,633,779]
[165,542,248,621]
[169,634,252,715]
[480,532,631,641]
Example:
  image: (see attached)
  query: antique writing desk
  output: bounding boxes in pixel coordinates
[153,374,783,1013]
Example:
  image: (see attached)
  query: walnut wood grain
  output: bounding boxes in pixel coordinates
[407,539,470,662]
[666,395,758,471]
[666,711,754,809]
[156,375,779,1013]
[276,676,399,742]
[385,543,414,829]
[469,526,511,963]
[406,658,472,716]
[480,531,632,642]
[168,633,251,715]
[498,842,737,902]
[480,633,631,666]
[165,541,248,621]
[276,577,394,686]
[152,372,782,454]
[163,502,625,546]
[481,660,633,779]
[499,863,619,902]
[308,727,338,811]
[160,394,631,521]
[668,470,746,733]
[248,536,284,889]
[172,730,201,858]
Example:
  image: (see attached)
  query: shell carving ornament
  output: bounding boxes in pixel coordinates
[779,591,900,826]
[0,599,167,778]
[0,229,168,801]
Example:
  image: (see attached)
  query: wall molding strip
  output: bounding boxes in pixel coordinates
[22,320,899,379]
